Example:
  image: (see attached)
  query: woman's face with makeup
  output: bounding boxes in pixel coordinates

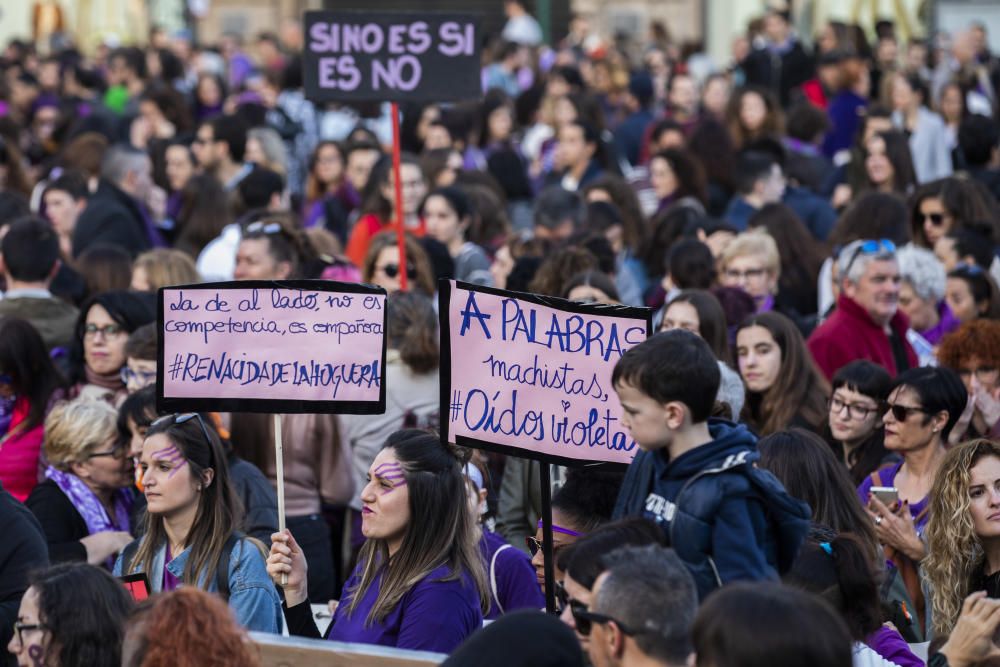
[140,433,203,516]
[360,448,412,551]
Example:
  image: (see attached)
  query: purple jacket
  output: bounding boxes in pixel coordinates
[480,530,544,619]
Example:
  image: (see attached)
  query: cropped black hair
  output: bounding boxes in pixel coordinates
[1,216,60,281]
[734,151,778,195]
[551,469,625,535]
[612,330,721,423]
[958,115,998,168]
[891,366,968,441]
[564,518,665,588]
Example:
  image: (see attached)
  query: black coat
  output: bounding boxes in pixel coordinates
[0,483,48,666]
[741,41,815,107]
[25,478,89,563]
[72,179,152,258]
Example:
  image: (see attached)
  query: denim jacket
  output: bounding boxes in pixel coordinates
[114,536,281,633]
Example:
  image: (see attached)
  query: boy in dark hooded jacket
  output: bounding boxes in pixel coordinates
[611,330,809,598]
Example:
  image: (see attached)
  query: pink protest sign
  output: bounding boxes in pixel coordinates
[157,281,387,414]
[439,281,652,467]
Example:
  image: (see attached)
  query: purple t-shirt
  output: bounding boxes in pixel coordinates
[328,562,482,653]
[857,462,931,535]
[480,530,545,620]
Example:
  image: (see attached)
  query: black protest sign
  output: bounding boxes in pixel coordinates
[303,11,481,103]
[157,280,387,414]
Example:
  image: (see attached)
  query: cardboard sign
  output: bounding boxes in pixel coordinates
[157,281,387,414]
[439,281,652,467]
[302,11,481,102]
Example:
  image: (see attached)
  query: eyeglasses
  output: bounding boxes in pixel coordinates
[377,263,417,280]
[151,413,215,454]
[723,267,767,282]
[192,135,213,145]
[884,402,928,422]
[245,221,283,235]
[121,367,158,385]
[12,622,46,646]
[952,262,985,277]
[841,239,897,279]
[88,439,128,460]
[571,604,642,637]
[829,396,881,421]
[920,212,945,226]
[958,366,999,382]
[84,323,125,339]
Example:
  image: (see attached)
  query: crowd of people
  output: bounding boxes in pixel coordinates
[6,1,1000,666]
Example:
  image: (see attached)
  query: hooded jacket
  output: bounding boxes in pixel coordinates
[613,420,810,598]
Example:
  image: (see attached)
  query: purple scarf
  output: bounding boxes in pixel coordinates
[45,466,132,541]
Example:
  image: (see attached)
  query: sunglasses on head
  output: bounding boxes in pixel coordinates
[151,413,215,452]
[952,262,985,277]
[378,263,417,279]
[245,221,283,235]
[841,239,896,278]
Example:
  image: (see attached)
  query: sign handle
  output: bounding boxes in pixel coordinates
[274,413,288,586]
[390,101,408,291]
[540,462,556,613]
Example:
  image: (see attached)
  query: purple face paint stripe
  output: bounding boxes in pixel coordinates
[151,444,188,478]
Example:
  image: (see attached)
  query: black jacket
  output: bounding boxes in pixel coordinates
[25,478,89,563]
[741,40,815,107]
[0,483,49,666]
[73,179,152,258]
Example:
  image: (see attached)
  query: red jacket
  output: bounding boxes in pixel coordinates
[808,294,918,380]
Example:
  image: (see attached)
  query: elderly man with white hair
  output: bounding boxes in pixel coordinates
[808,239,918,380]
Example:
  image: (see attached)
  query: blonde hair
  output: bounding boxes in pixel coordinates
[925,439,1000,636]
[44,398,119,469]
[133,249,202,292]
[720,230,781,279]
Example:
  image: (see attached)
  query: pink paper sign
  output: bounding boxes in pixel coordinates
[440,281,651,466]
[158,281,387,414]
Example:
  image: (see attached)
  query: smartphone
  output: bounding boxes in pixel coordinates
[870,486,899,507]
[119,573,151,602]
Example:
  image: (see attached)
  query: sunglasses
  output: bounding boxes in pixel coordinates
[571,603,642,637]
[952,262,985,277]
[245,221,283,235]
[151,413,215,453]
[377,263,417,280]
[884,402,928,422]
[841,239,896,278]
[921,212,945,226]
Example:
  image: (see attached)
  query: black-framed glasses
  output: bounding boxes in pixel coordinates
[151,413,215,452]
[554,580,569,610]
[121,367,158,385]
[87,439,128,460]
[841,239,896,279]
[83,323,125,339]
[571,603,642,637]
[13,622,46,645]
[829,396,882,421]
[920,212,945,226]
[377,263,417,280]
[885,402,928,422]
[723,267,767,282]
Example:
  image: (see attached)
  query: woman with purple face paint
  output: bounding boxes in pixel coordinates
[268,430,489,653]
[113,412,281,633]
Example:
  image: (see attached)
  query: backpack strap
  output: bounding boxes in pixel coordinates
[489,544,513,615]
[214,532,243,601]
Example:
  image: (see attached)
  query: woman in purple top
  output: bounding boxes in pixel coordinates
[464,461,544,619]
[857,367,967,641]
[269,429,489,653]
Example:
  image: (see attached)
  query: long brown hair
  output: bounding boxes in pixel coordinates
[738,312,830,435]
[129,415,244,587]
[726,86,784,149]
[345,430,489,625]
[362,231,436,297]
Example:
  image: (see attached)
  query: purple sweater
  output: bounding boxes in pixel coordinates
[327,562,482,653]
[865,625,924,667]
